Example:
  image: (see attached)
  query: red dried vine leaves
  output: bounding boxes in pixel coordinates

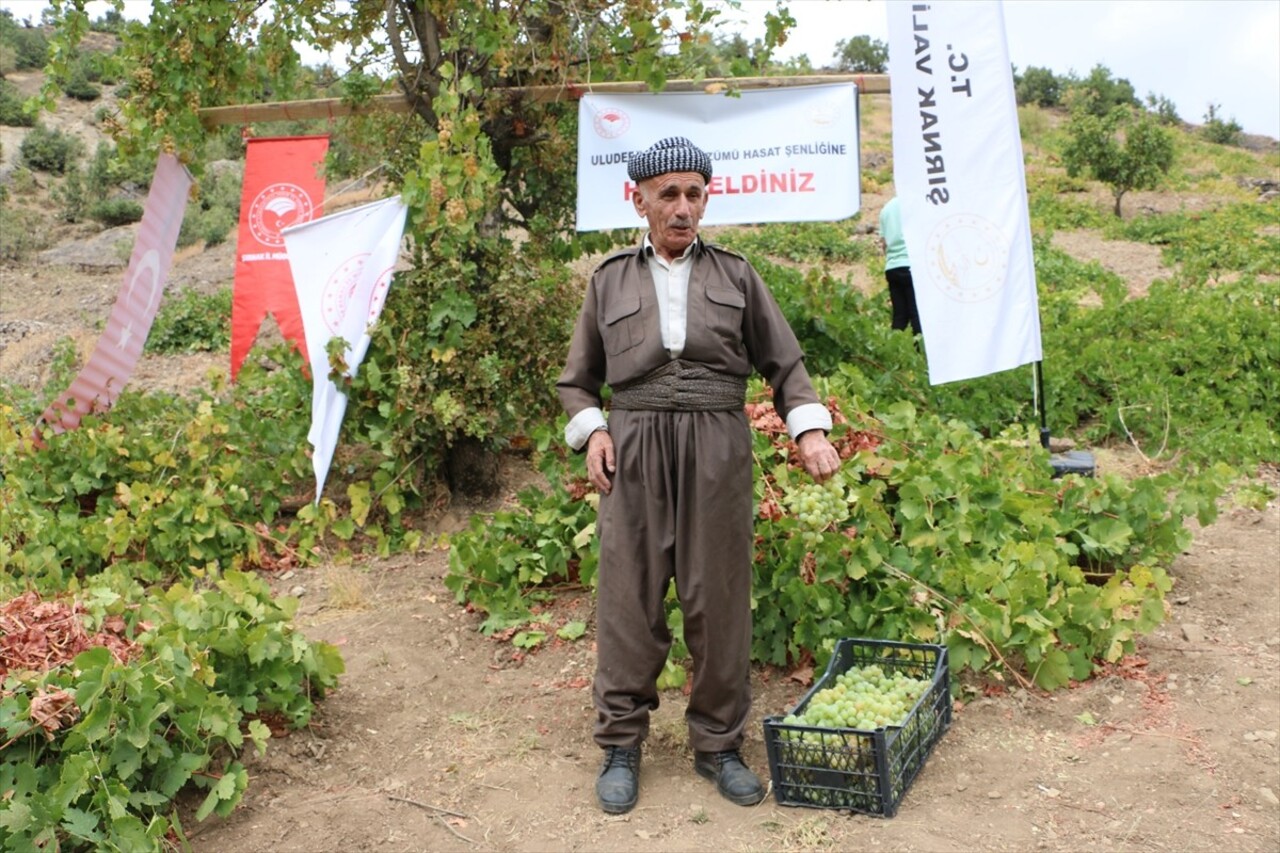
[0,591,142,680]
[1,592,146,738]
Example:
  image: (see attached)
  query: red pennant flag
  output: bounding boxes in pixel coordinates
[231,136,329,379]
[37,153,193,436]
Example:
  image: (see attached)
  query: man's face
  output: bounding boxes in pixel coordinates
[633,171,709,262]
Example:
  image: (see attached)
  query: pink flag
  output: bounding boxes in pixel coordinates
[37,153,194,436]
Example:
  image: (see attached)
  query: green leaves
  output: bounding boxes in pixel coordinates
[755,224,1278,471]
[1,348,318,589]
[0,567,342,850]
[1061,105,1176,215]
[447,373,1219,691]
[556,621,588,641]
[195,763,248,821]
[445,467,598,631]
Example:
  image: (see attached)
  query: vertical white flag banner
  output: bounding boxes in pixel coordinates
[576,84,860,231]
[282,196,408,501]
[887,0,1042,385]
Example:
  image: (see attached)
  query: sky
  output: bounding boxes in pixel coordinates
[4,0,1278,138]
[733,0,1280,138]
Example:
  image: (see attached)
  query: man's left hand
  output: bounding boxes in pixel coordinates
[796,430,841,483]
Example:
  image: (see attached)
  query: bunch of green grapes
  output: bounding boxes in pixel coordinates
[783,664,931,732]
[783,479,849,547]
[775,663,937,810]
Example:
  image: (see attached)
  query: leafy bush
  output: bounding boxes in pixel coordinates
[87,141,154,193]
[748,241,1277,469]
[88,197,143,226]
[0,202,54,262]
[1145,92,1181,125]
[344,245,583,496]
[1200,103,1243,146]
[177,163,242,248]
[195,205,237,246]
[717,219,869,264]
[1050,276,1280,465]
[19,124,84,175]
[1027,188,1107,232]
[53,166,88,222]
[55,143,154,224]
[445,377,1230,689]
[62,64,102,101]
[447,453,598,634]
[0,341,348,849]
[0,571,343,850]
[1017,105,1049,140]
[146,287,233,354]
[0,10,49,70]
[0,347,318,587]
[0,78,34,127]
[1106,202,1280,280]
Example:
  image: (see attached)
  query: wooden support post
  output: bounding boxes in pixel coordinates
[197,74,890,128]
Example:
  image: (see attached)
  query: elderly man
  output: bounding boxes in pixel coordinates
[557,136,841,814]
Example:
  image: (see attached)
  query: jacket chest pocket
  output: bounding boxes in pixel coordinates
[602,295,645,355]
[705,286,745,339]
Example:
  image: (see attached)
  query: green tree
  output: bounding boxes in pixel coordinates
[1065,63,1139,117]
[1014,65,1064,107]
[1061,105,1175,217]
[832,35,887,72]
[41,0,795,500]
[695,32,773,77]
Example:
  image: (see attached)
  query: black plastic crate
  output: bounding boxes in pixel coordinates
[762,638,951,817]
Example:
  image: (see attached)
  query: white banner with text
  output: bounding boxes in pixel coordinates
[576,84,860,231]
[887,0,1042,385]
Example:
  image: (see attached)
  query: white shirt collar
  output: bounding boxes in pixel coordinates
[642,233,698,266]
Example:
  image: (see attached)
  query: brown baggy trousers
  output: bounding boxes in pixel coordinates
[592,407,754,753]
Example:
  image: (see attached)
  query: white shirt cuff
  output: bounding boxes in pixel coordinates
[785,403,832,441]
[565,407,608,451]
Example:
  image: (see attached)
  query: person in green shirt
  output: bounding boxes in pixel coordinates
[878,197,922,335]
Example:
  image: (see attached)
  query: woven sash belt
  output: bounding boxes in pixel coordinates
[610,359,747,412]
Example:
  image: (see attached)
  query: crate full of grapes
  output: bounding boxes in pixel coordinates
[762,638,951,817]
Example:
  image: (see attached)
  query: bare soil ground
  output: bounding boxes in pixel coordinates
[174,481,1279,853]
[1,92,1277,852]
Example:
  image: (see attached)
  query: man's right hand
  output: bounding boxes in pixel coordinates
[587,429,616,495]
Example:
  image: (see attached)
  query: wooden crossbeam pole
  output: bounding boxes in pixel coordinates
[197,74,890,128]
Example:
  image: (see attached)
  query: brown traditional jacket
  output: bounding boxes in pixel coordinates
[557,238,822,422]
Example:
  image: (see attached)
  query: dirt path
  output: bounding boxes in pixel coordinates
[185,475,1279,853]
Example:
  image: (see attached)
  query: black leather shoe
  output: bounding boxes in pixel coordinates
[694,749,766,806]
[596,746,641,814]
